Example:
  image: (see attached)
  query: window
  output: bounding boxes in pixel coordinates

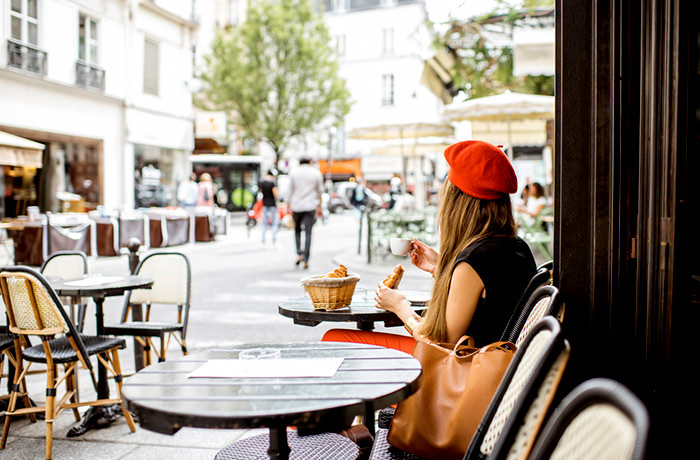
[10,0,39,45]
[382,74,394,106]
[78,14,98,64]
[228,0,239,25]
[348,0,380,11]
[143,38,160,96]
[382,28,393,55]
[332,34,345,57]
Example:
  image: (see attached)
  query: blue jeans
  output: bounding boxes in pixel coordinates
[262,206,279,242]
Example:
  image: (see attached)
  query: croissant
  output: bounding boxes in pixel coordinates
[326,264,348,278]
[382,265,404,289]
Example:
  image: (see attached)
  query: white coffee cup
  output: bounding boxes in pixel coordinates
[390,237,412,256]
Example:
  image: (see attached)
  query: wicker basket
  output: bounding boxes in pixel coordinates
[301,273,361,310]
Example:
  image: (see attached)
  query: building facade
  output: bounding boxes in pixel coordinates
[0,0,195,213]
[322,0,446,183]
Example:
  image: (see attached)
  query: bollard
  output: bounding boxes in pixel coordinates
[127,237,141,274]
[126,237,145,370]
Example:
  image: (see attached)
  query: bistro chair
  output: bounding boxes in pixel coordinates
[368,317,570,460]
[499,267,552,343]
[508,285,562,348]
[40,250,89,332]
[528,378,650,460]
[103,252,191,365]
[0,266,135,460]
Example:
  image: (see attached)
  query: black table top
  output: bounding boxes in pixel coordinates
[50,275,153,297]
[122,341,421,435]
[278,289,428,329]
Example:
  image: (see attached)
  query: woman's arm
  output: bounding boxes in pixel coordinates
[444,262,484,343]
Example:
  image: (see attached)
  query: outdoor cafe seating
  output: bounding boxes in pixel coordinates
[5,206,228,266]
[0,266,135,460]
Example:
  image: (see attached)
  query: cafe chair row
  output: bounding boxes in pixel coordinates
[0,266,135,460]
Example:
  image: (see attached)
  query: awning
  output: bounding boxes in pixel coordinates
[0,130,44,167]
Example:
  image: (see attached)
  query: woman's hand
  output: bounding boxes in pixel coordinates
[409,239,438,275]
[374,283,411,316]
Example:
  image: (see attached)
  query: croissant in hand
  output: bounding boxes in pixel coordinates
[382,265,404,289]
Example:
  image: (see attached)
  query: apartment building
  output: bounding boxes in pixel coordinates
[0,0,195,213]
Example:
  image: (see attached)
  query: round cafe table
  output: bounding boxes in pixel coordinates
[278,288,428,331]
[122,341,422,460]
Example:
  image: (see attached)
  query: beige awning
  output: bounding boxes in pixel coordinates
[0,131,44,167]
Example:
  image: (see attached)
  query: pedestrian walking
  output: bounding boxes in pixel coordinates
[287,156,323,269]
[197,172,215,207]
[259,169,280,244]
[177,173,199,208]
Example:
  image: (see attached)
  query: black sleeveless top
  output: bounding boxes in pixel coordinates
[455,236,536,346]
[259,179,277,206]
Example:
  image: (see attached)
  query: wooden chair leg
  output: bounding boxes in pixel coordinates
[66,365,81,421]
[110,349,136,432]
[45,364,56,460]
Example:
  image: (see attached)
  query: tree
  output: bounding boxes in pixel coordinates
[434,0,555,99]
[199,0,351,166]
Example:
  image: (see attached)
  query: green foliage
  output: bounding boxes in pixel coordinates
[437,0,554,99]
[198,0,351,163]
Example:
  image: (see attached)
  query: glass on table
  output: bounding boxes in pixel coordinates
[238,348,281,360]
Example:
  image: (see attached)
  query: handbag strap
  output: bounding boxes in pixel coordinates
[478,341,516,353]
[453,335,475,350]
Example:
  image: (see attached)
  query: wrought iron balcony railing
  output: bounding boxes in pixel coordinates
[75,60,105,91]
[7,39,47,76]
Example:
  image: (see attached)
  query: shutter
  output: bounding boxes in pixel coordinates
[143,38,160,96]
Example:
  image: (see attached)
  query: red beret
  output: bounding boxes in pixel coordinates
[444,140,517,199]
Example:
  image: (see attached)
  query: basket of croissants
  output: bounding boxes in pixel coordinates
[301,265,360,310]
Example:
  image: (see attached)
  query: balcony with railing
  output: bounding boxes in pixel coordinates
[75,60,105,91]
[7,39,47,76]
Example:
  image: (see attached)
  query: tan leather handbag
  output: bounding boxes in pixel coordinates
[388,336,515,460]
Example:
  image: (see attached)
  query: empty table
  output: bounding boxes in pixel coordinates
[122,341,422,460]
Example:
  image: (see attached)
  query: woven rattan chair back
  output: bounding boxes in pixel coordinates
[513,286,562,348]
[500,267,551,343]
[528,379,649,460]
[40,251,88,281]
[464,316,570,460]
[0,266,91,368]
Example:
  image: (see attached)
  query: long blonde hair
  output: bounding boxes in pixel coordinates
[420,180,516,342]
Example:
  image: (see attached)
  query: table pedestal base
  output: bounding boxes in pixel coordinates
[268,427,291,460]
[66,404,122,437]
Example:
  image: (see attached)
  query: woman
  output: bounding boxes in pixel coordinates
[197,173,215,207]
[517,182,547,227]
[323,140,536,351]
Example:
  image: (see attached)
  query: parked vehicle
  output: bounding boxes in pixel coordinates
[328,181,383,213]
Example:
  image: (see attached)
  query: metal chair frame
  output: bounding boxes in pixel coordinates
[0,266,135,460]
[510,285,563,348]
[500,267,552,343]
